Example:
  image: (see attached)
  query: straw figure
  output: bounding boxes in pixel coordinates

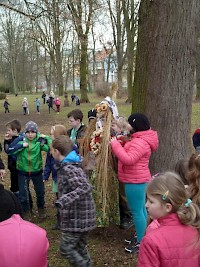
[81,83,119,226]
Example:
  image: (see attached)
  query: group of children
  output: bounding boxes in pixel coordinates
[0,108,200,266]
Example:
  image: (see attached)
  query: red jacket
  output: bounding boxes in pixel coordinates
[0,214,49,267]
[111,129,158,183]
[138,213,200,267]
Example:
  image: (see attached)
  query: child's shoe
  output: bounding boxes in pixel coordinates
[124,235,137,245]
[125,241,140,253]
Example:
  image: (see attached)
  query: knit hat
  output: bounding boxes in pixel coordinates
[128,113,150,132]
[88,109,97,121]
[25,121,38,133]
[0,184,22,222]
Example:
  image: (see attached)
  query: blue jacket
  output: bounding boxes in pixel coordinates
[43,150,57,182]
[62,150,81,164]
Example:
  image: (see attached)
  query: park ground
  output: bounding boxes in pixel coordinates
[0,93,199,267]
[0,93,138,267]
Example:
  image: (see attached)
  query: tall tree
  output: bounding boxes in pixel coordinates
[133,0,199,173]
[107,0,126,96]
[122,0,138,102]
[68,0,94,103]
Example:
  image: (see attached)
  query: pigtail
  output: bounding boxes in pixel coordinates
[177,202,200,236]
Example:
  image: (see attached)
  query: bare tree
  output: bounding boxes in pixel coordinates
[68,0,95,103]
[107,0,126,97]
[122,0,139,102]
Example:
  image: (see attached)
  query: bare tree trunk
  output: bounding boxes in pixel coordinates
[80,35,89,102]
[134,0,199,173]
[122,0,137,103]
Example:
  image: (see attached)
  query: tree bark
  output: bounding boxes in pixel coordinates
[80,35,89,102]
[134,0,199,173]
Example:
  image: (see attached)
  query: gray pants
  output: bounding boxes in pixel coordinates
[60,231,92,267]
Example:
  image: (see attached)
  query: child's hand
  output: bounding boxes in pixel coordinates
[23,142,28,147]
[40,134,46,138]
[0,169,6,180]
[110,136,117,142]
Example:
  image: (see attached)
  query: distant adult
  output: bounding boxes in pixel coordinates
[48,91,55,113]
[0,184,49,267]
[42,91,46,104]
[3,97,10,113]
[22,97,29,115]
[110,113,159,253]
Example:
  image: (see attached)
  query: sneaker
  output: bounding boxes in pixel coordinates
[124,235,137,245]
[120,218,133,229]
[125,241,140,253]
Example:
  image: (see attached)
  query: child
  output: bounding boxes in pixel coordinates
[22,97,29,115]
[138,172,200,266]
[192,128,200,152]
[3,97,10,113]
[43,124,67,230]
[42,91,46,104]
[48,92,55,113]
[35,97,41,114]
[8,121,51,220]
[52,135,96,267]
[4,120,22,194]
[188,153,200,207]
[0,184,49,267]
[67,109,86,149]
[54,97,61,113]
[111,117,132,229]
[110,113,158,253]
[111,116,130,145]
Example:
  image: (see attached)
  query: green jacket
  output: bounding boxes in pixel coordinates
[10,134,51,173]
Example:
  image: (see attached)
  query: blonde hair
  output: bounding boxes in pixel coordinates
[147,171,200,235]
[188,153,200,207]
[51,125,66,137]
[112,116,129,132]
[50,125,67,153]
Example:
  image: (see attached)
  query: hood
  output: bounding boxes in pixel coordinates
[132,129,159,152]
[62,150,81,163]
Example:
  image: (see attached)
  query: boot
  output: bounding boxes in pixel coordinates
[38,208,47,220]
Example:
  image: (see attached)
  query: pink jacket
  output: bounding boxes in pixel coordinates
[0,214,49,267]
[138,213,200,267]
[111,129,158,183]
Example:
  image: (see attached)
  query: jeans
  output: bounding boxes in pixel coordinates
[60,231,92,267]
[18,172,45,212]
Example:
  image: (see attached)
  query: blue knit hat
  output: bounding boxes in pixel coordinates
[25,121,38,133]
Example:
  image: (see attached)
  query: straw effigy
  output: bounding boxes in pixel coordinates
[81,83,119,226]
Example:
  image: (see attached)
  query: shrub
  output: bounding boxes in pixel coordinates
[95,81,111,97]
[0,93,6,100]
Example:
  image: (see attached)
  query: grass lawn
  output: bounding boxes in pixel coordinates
[0,92,199,267]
